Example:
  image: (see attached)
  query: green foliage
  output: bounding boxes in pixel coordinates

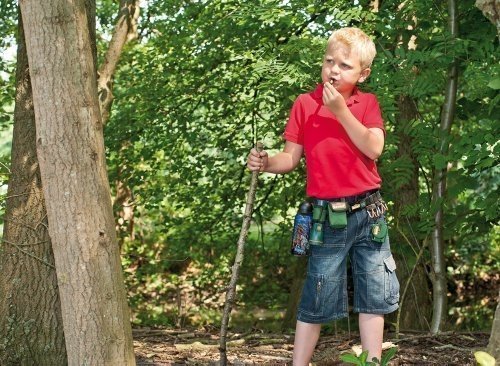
[341,347,398,366]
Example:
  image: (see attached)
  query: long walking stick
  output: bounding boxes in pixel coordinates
[219,142,264,366]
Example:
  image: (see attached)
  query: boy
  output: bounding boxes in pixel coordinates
[247,27,399,365]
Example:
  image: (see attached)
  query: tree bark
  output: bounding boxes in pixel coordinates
[114,171,135,247]
[281,257,307,330]
[0,12,67,365]
[390,95,432,332]
[18,0,135,364]
[487,289,500,360]
[430,0,458,334]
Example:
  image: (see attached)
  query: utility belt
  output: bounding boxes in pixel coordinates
[313,190,388,219]
[309,190,388,245]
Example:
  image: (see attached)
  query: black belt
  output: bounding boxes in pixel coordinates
[313,190,382,213]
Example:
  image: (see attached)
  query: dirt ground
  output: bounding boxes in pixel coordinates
[133,327,490,365]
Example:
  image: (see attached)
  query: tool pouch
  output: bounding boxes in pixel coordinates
[328,201,348,229]
[371,219,388,243]
[310,200,327,245]
[309,222,324,245]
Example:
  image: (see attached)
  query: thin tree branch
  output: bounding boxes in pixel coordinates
[219,143,263,365]
[1,239,55,269]
[97,0,140,125]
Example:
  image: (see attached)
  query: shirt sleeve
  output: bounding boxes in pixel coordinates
[363,94,385,135]
[283,95,305,145]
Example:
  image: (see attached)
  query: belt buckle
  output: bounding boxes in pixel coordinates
[351,202,361,211]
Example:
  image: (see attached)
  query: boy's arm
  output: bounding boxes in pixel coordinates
[323,82,384,160]
[247,140,303,174]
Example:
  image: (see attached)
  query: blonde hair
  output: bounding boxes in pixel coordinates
[327,27,377,69]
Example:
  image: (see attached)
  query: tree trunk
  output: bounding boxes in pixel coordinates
[18,1,135,364]
[429,0,459,334]
[0,13,67,365]
[487,289,500,360]
[282,257,308,330]
[114,173,135,247]
[390,95,432,331]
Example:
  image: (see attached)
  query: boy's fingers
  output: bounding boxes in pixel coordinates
[247,149,267,172]
[249,146,268,155]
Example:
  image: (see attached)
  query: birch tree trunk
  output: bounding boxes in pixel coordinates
[0,13,67,365]
[18,0,135,364]
[429,0,458,334]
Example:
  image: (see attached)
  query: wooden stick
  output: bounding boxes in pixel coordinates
[219,142,264,366]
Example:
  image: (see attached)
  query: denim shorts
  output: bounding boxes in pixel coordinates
[297,203,400,324]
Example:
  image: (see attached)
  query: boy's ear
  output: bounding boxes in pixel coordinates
[358,68,371,83]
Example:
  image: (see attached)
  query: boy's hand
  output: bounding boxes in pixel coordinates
[322,82,347,114]
[247,148,268,172]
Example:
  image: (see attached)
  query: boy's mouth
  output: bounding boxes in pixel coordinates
[329,78,340,88]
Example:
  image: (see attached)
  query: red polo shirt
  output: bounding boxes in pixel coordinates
[283,84,384,199]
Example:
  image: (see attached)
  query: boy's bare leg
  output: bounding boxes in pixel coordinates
[293,320,321,366]
[359,313,384,361]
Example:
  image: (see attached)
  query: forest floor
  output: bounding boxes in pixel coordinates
[133,327,490,365]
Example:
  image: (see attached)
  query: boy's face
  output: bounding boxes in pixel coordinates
[321,42,370,98]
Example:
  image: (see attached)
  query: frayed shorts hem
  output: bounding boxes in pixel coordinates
[297,311,349,324]
[353,304,399,315]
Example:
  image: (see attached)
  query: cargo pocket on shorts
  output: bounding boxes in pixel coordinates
[383,255,400,305]
[299,273,325,316]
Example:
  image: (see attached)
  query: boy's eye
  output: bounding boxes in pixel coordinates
[341,63,351,69]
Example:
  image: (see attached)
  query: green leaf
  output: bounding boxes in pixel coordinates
[433,153,448,170]
[487,78,500,90]
[359,350,369,363]
[340,353,363,365]
[381,347,398,366]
